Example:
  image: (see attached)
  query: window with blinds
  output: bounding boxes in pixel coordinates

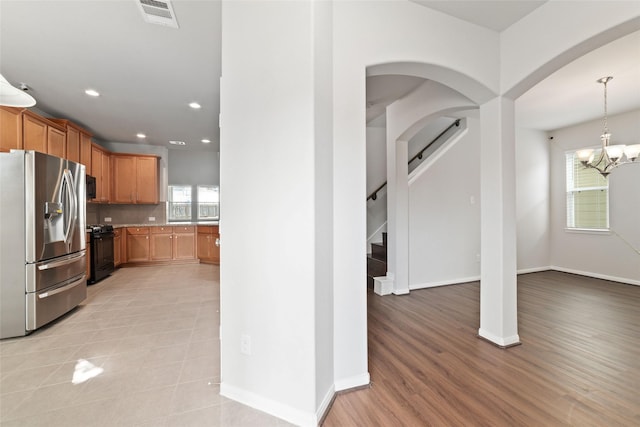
[566,152,609,229]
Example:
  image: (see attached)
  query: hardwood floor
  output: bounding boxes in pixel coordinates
[323,271,640,426]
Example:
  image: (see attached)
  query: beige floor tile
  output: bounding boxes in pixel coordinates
[0,265,287,426]
[171,379,221,414]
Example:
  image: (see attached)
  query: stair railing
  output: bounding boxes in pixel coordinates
[367,119,460,201]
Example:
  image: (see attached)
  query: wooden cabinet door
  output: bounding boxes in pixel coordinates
[127,229,150,262]
[197,231,211,261]
[173,226,196,260]
[91,146,103,202]
[211,228,220,264]
[80,133,92,175]
[197,226,219,264]
[47,127,66,158]
[114,229,122,267]
[100,151,110,202]
[65,126,80,163]
[136,157,158,204]
[150,233,172,260]
[0,107,23,152]
[23,113,47,153]
[112,155,137,203]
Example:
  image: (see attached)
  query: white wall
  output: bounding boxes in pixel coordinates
[333,0,499,386]
[366,126,387,246]
[549,109,640,284]
[168,150,219,186]
[515,128,551,272]
[220,1,333,425]
[409,118,480,288]
[501,2,640,97]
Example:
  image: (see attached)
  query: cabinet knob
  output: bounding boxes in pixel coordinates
[215,238,220,247]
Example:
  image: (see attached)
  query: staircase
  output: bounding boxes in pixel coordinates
[367,232,387,288]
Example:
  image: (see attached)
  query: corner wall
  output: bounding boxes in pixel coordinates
[549,110,640,284]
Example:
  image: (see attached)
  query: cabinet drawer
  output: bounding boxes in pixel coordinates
[127,227,149,235]
[174,226,195,233]
[150,226,173,234]
[197,225,217,234]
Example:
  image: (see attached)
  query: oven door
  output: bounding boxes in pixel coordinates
[91,233,115,281]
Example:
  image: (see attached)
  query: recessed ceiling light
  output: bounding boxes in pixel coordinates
[136,133,146,139]
[188,102,201,109]
[85,89,100,97]
[201,139,211,143]
[169,140,186,145]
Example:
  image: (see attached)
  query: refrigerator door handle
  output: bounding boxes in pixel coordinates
[37,252,86,271]
[62,169,77,246]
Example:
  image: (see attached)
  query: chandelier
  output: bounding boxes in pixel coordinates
[575,76,640,177]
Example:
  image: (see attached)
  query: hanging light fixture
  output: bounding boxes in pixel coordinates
[575,76,640,177]
[0,73,36,107]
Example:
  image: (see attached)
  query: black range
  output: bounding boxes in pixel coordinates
[87,224,115,284]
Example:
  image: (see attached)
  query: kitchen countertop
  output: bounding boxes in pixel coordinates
[109,222,219,228]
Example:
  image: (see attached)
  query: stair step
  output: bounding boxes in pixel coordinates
[367,256,387,279]
[371,242,387,261]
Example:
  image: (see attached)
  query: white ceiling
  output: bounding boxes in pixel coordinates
[0,0,221,151]
[1,1,638,154]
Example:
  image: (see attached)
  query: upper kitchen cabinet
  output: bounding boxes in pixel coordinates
[111,154,159,204]
[91,143,110,203]
[22,110,66,157]
[49,119,92,166]
[0,106,24,152]
[80,132,92,175]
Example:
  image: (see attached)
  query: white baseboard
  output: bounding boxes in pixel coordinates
[549,266,640,286]
[517,266,552,275]
[220,382,318,427]
[316,385,336,424]
[478,328,520,347]
[410,275,480,290]
[334,372,370,392]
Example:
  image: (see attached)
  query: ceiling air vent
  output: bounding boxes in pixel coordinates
[137,0,179,29]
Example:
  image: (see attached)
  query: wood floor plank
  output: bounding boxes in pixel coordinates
[323,271,640,426]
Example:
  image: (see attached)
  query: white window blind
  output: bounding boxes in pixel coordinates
[566,152,609,229]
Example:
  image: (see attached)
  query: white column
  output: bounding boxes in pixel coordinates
[478,96,520,347]
[386,128,410,295]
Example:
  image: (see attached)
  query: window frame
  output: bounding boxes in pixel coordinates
[565,151,609,232]
[167,184,219,223]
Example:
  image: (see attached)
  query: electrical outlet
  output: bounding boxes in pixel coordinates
[148,216,156,222]
[240,334,251,355]
[104,217,112,222]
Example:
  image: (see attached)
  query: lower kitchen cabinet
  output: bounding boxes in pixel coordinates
[197,225,220,264]
[114,228,123,267]
[150,226,196,261]
[124,225,196,265]
[173,226,196,260]
[126,227,150,262]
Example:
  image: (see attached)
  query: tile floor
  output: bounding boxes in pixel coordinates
[0,264,292,426]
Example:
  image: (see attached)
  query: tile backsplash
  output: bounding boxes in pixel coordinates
[86,202,167,225]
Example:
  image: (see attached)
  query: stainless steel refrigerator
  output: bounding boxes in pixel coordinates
[0,150,87,339]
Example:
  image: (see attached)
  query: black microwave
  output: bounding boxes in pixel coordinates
[86,175,96,199]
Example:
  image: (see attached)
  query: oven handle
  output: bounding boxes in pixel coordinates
[38,275,85,299]
[37,252,86,271]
